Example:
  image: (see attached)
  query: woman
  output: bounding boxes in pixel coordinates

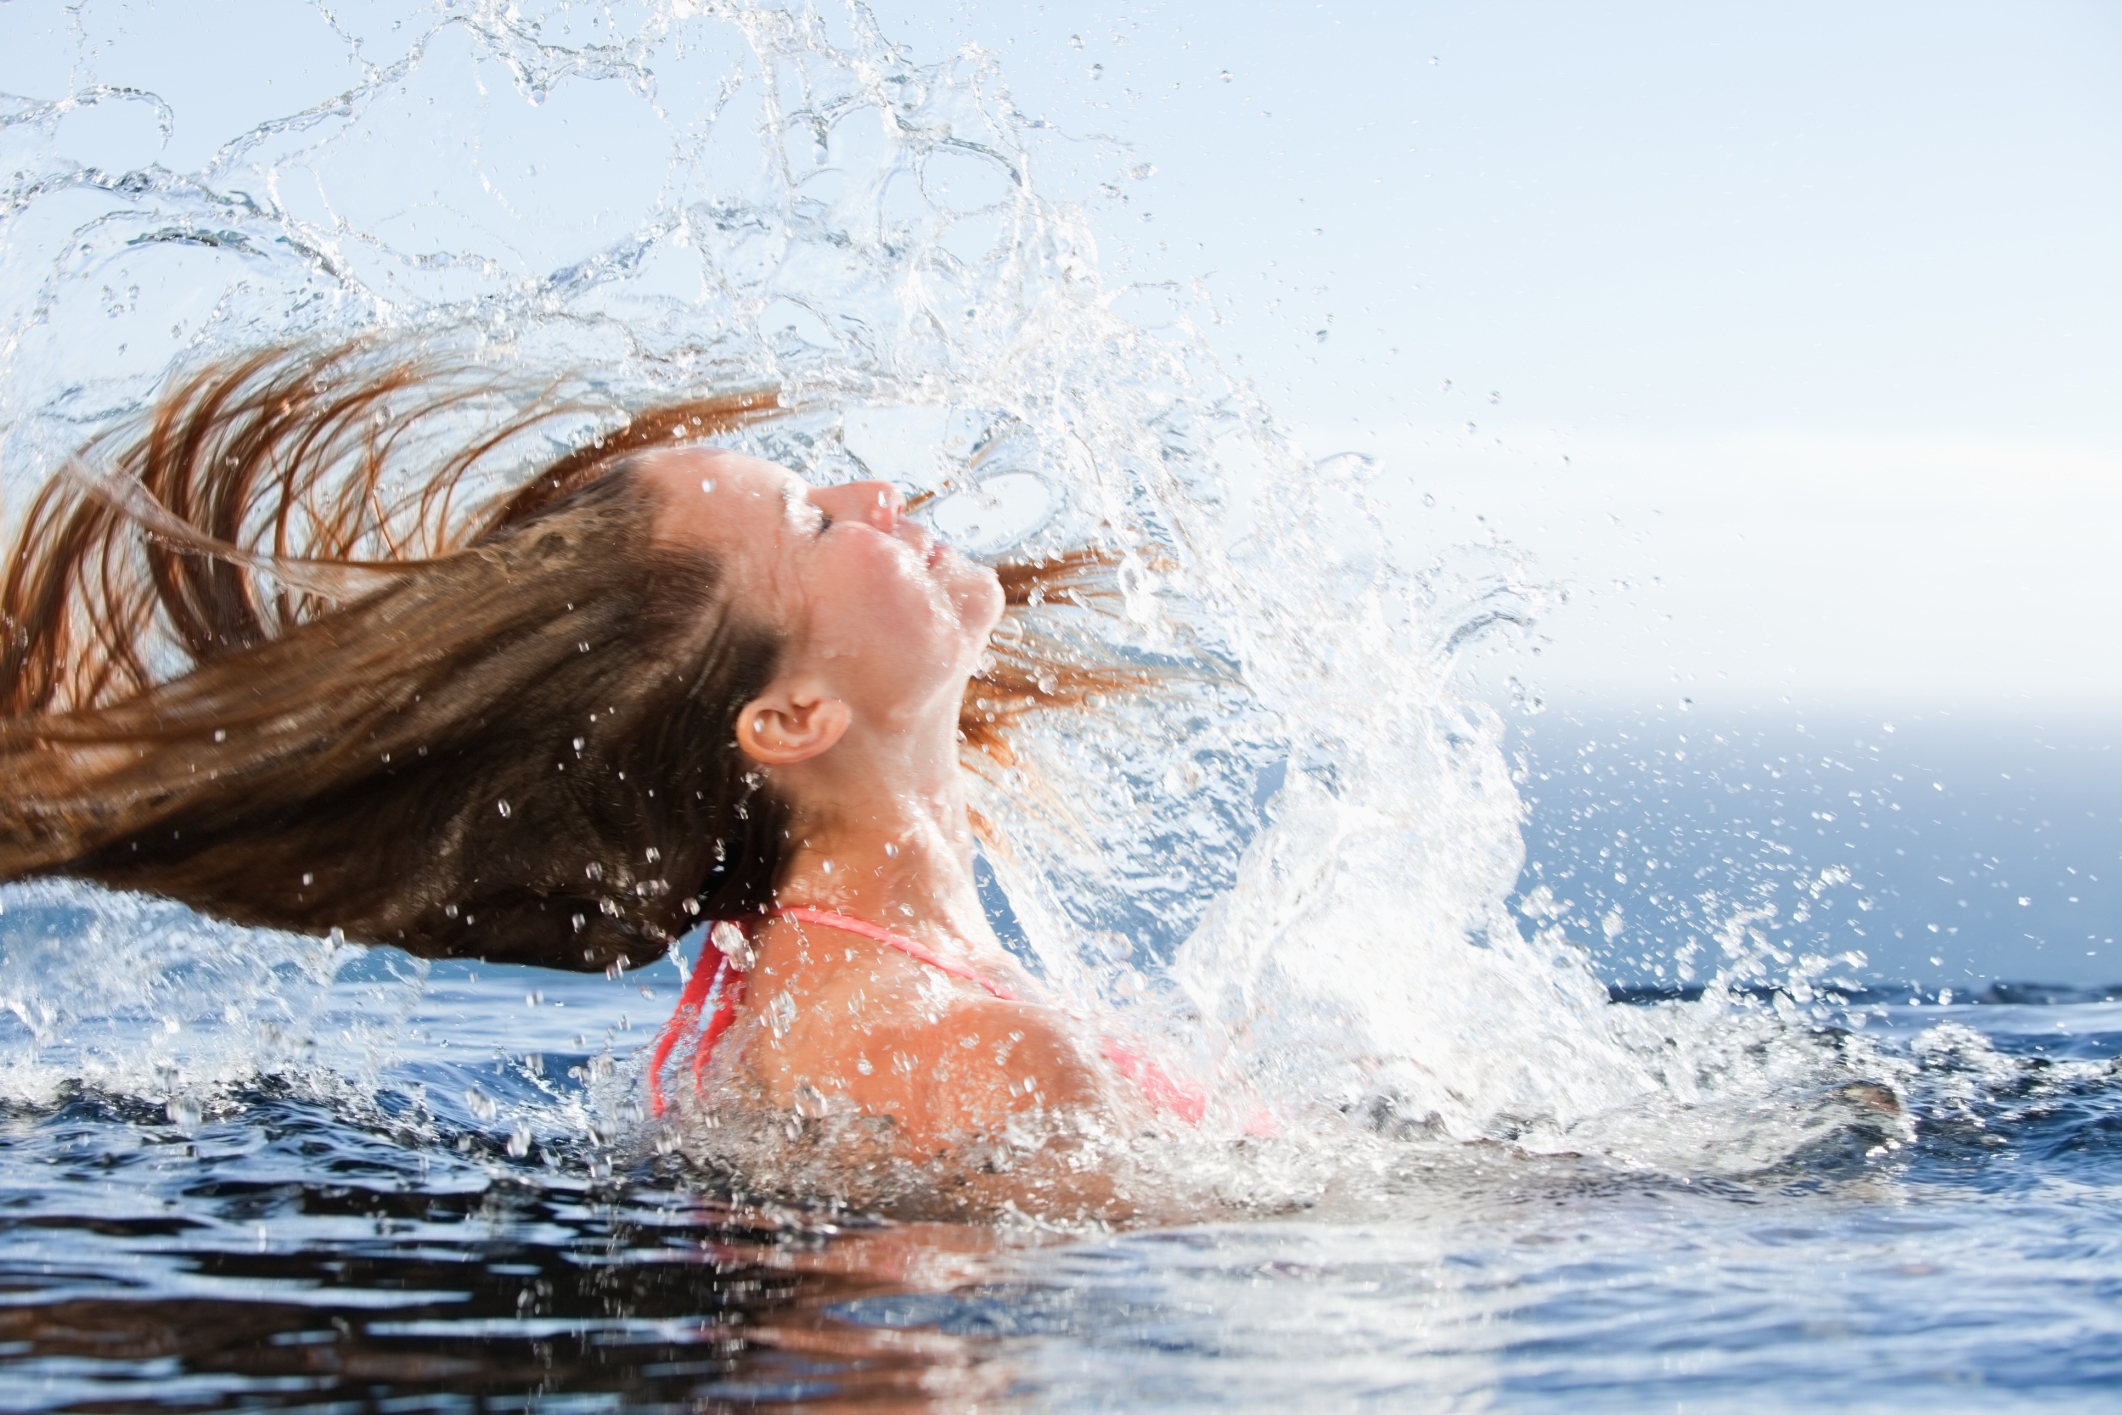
[0,342,1173,1214]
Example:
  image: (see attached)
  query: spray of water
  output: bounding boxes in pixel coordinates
[0,0,1906,1206]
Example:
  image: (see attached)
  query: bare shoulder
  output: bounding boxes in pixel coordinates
[843,993,1105,1143]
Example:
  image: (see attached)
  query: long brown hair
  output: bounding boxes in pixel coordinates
[0,343,1134,970]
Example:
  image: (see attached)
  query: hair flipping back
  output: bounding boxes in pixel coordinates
[0,343,1139,970]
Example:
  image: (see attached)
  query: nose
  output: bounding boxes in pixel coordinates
[815,479,905,533]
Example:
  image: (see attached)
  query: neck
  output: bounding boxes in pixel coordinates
[768,705,996,952]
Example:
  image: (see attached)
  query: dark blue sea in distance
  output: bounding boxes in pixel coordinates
[2,710,2119,1412]
[1518,708,2122,996]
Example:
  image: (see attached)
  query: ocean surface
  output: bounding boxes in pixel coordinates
[2,957,2119,1415]
[3,712,2120,1411]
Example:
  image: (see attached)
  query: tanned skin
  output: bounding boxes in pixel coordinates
[641,450,1116,1166]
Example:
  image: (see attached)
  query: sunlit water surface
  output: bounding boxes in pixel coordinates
[1,1,2118,1408]
[4,914,2120,1411]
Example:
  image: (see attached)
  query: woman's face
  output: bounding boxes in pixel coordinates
[641,449,1004,719]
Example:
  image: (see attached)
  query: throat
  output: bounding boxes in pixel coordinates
[774,814,994,958]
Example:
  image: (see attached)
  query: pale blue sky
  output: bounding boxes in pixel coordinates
[6,0,2119,713]
[884,1,2122,714]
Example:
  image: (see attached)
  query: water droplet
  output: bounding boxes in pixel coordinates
[1219,68,1232,82]
[856,1055,873,1075]
[167,1096,202,1129]
[213,728,226,742]
[712,920,753,970]
[301,872,313,886]
[506,1123,532,1158]
[1129,163,1155,180]
[883,842,898,857]
[464,1085,498,1123]
[1070,33,1084,48]
[821,858,834,874]
[700,478,715,493]
[497,800,511,818]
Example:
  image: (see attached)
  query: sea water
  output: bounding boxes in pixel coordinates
[1,2,2118,1408]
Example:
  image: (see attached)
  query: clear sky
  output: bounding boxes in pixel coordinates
[882,1,2122,717]
[6,0,2118,716]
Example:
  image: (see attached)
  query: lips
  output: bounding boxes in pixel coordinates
[891,523,951,576]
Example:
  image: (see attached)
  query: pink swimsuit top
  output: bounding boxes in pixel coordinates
[646,907,1208,1125]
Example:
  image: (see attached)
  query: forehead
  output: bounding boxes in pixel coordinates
[636,448,817,636]
[641,448,806,547]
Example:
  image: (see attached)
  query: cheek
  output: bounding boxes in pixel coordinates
[834,547,950,641]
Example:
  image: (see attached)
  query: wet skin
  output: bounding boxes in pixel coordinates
[638,450,1114,1164]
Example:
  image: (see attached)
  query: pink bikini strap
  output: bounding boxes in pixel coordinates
[644,910,1260,1133]
[646,926,746,1119]
[778,906,1022,1003]
[648,907,1020,1118]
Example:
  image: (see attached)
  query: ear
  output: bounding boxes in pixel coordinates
[736,684,851,765]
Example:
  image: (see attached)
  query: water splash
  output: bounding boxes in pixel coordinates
[0,0,1894,1200]
[0,880,362,1107]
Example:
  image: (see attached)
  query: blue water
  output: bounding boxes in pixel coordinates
[3,719,2119,1410]
[1519,709,2122,992]
[4,973,2120,1410]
